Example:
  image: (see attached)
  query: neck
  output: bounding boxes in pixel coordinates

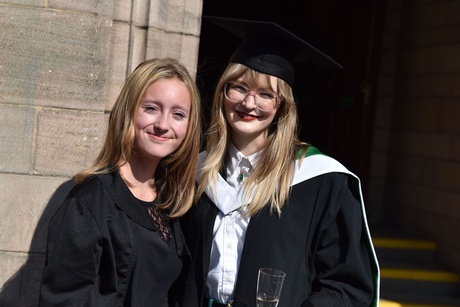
[119,153,159,202]
[231,131,267,156]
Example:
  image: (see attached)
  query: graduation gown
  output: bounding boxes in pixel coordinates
[39,171,191,307]
[180,147,379,307]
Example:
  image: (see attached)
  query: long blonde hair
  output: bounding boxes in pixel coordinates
[75,58,201,217]
[197,63,307,216]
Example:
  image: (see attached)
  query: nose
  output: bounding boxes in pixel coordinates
[154,113,169,131]
[242,92,257,109]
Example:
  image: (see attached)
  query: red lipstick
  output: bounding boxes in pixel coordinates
[236,110,259,121]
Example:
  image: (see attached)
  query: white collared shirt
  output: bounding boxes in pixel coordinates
[206,143,258,303]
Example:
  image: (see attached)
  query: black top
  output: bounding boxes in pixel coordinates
[39,170,190,306]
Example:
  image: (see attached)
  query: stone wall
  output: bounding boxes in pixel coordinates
[0,0,202,305]
[368,0,460,274]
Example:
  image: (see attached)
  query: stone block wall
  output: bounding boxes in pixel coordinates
[368,0,460,274]
[366,0,402,226]
[0,0,203,305]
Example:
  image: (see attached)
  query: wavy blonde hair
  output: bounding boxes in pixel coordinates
[75,58,201,217]
[197,63,308,216]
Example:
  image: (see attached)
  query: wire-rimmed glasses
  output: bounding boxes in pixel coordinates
[224,82,282,112]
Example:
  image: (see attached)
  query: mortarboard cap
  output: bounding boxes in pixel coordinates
[204,16,343,87]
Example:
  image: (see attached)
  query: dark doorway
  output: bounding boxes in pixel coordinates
[196,0,386,195]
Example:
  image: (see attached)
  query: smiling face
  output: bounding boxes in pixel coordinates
[133,78,191,161]
[224,74,279,150]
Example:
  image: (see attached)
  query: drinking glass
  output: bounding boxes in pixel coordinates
[256,268,286,307]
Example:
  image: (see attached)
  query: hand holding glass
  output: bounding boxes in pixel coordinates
[256,268,286,307]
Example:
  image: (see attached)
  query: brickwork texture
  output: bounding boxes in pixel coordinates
[368,0,460,275]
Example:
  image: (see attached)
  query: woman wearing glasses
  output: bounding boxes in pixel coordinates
[180,17,379,307]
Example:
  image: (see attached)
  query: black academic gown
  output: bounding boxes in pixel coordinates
[180,150,379,307]
[39,171,190,307]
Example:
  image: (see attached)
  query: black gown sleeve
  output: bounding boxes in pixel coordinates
[39,198,102,306]
[303,174,374,307]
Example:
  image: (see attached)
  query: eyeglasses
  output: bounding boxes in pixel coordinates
[224,82,282,112]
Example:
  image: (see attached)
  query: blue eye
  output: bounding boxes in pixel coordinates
[258,92,276,100]
[174,112,185,119]
[232,84,248,94]
[143,106,157,112]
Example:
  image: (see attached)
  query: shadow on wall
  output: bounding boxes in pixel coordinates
[0,179,74,307]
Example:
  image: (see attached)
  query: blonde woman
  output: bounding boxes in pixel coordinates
[181,17,379,307]
[40,58,201,306]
